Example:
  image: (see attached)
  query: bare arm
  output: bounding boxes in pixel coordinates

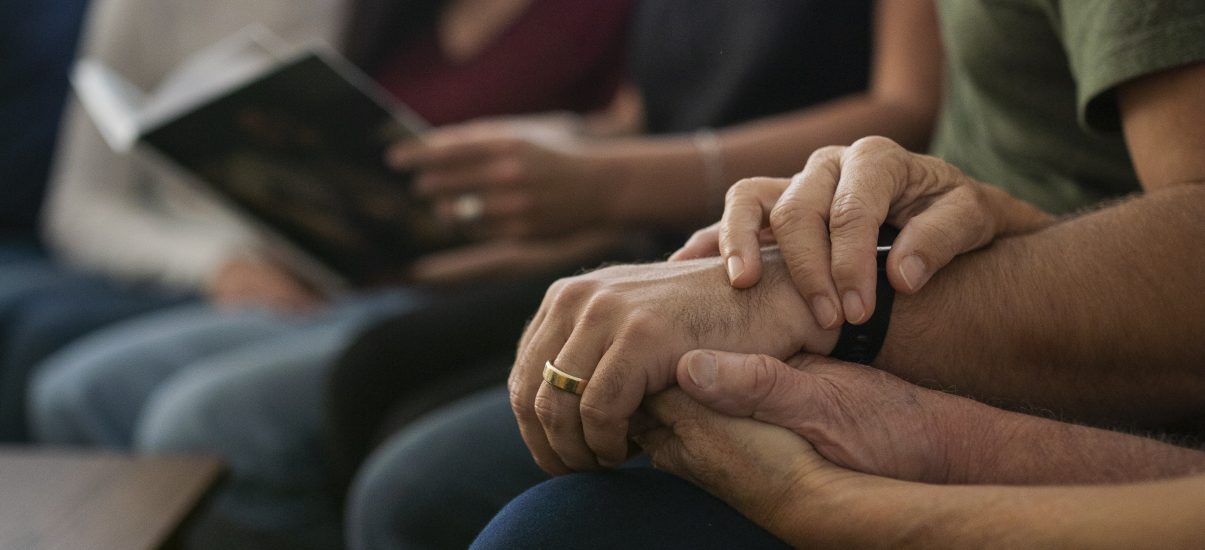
[886,65,1205,426]
[398,0,943,238]
[697,62,1205,427]
[642,384,1205,550]
[601,0,943,231]
[671,351,1205,486]
[771,473,1205,549]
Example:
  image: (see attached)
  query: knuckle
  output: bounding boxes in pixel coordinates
[532,392,566,428]
[511,392,538,425]
[849,135,901,155]
[828,193,875,235]
[828,254,867,282]
[579,291,621,327]
[618,310,660,339]
[549,278,593,310]
[745,354,786,404]
[726,178,757,201]
[578,399,617,429]
[808,145,845,166]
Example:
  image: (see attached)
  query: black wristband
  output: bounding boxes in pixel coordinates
[829,226,898,365]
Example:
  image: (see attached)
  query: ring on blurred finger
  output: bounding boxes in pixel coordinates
[453,194,485,223]
[542,360,588,395]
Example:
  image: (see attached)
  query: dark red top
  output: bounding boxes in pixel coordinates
[372,0,631,126]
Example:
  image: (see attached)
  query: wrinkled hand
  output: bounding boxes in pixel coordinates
[672,136,1054,329]
[206,257,324,312]
[510,252,839,474]
[635,388,870,541]
[388,117,610,239]
[406,230,629,285]
[671,350,1001,484]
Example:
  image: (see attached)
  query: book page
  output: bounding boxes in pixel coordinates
[71,60,148,152]
[139,25,292,131]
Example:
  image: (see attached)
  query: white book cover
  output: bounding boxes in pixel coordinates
[71,26,461,291]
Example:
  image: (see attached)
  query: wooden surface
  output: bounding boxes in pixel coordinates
[0,449,224,550]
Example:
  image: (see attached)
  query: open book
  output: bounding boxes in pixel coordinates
[72,26,463,292]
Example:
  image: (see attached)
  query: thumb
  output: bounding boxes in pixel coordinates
[676,350,818,427]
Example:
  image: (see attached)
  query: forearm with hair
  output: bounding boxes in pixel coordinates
[952,397,1205,484]
[777,473,1205,549]
[877,184,1205,429]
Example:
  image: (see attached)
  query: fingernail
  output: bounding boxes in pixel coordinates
[842,291,866,324]
[725,256,744,284]
[811,295,840,328]
[899,255,930,291]
[687,352,718,389]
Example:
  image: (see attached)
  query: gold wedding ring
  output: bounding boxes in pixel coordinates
[542,360,588,395]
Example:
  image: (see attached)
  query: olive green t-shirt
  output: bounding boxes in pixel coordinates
[931,0,1205,214]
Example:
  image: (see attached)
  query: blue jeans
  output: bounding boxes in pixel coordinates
[345,383,789,549]
[0,242,190,441]
[472,469,790,549]
[346,386,547,550]
[29,289,421,548]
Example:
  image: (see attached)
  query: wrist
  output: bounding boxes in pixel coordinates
[760,249,841,354]
[584,146,634,229]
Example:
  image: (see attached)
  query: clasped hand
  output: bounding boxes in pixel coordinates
[509,254,838,473]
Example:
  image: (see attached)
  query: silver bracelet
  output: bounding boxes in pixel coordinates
[692,129,726,218]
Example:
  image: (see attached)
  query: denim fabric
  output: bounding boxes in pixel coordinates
[472,468,791,550]
[0,243,191,441]
[29,288,421,548]
[346,386,547,550]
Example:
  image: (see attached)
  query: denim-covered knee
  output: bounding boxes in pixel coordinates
[134,367,229,455]
[472,469,792,550]
[134,356,326,489]
[28,350,136,446]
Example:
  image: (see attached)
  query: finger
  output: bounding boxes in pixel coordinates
[433,191,534,224]
[770,148,844,329]
[631,426,698,485]
[579,342,653,468]
[675,349,835,430]
[629,424,673,455]
[510,360,570,475]
[718,178,787,288]
[538,321,612,471]
[827,138,908,324]
[668,223,721,261]
[510,284,577,475]
[414,156,525,196]
[479,217,537,240]
[886,185,994,294]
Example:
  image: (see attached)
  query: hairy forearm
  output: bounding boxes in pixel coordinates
[878,184,1205,428]
[952,396,1205,484]
[776,473,1205,549]
[599,93,935,231]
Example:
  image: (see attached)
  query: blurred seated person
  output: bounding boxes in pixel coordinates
[0,0,194,443]
[329,1,943,548]
[29,0,633,547]
[484,0,1205,546]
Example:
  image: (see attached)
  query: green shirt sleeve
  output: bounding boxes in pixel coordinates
[1057,0,1205,133]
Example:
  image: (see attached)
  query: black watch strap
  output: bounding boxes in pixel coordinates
[829,226,898,365]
